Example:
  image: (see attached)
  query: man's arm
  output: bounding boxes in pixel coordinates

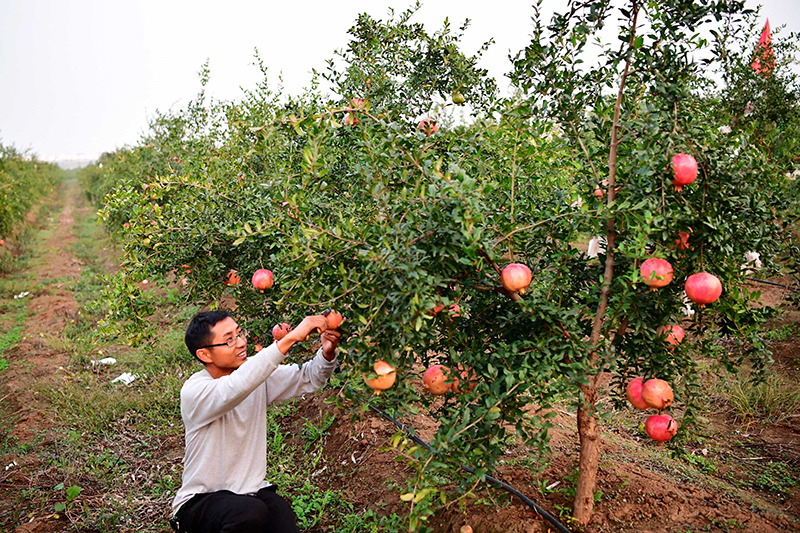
[266,329,341,404]
[182,315,331,428]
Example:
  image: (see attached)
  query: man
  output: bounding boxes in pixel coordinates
[170,310,340,533]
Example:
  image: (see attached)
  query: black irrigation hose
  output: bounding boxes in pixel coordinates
[368,404,574,533]
[746,277,800,294]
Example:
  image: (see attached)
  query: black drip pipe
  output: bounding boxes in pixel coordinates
[368,404,574,533]
[746,277,800,293]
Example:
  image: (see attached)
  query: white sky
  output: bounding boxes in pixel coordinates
[0,0,796,162]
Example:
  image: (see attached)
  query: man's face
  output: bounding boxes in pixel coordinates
[198,317,248,378]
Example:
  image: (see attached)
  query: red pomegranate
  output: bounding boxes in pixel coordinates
[251,269,274,292]
[224,269,240,286]
[428,302,445,316]
[254,344,264,352]
[419,118,438,136]
[272,323,292,341]
[641,378,674,410]
[675,231,691,250]
[685,272,722,306]
[645,414,678,442]
[363,360,397,394]
[594,179,609,199]
[671,153,697,192]
[423,364,451,395]
[656,324,685,350]
[501,263,533,294]
[451,364,478,393]
[325,310,344,329]
[640,258,673,289]
[626,377,649,410]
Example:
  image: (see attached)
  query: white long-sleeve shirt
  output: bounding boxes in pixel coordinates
[171,342,337,516]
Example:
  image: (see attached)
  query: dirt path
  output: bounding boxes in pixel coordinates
[0,176,90,531]
[5,177,83,442]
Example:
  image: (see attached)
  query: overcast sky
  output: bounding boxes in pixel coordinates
[1,0,796,163]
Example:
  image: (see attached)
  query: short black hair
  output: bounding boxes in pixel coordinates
[185,310,232,362]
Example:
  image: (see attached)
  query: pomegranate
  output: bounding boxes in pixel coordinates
[254,344,264,352]
[625,377,649,410]
[280,201,299,217]
[449,303,461,317]
[645,414,678,442]
[460,526,473,533]
[671,153,697,192]
[501,263,533,294]
[656,324,685,350]
[419,118,438,136]
[423,364,451,395]
[252,269,274,292]
[428,302,445,316]
[685,272,723,306]
[363,360,396,394]
[640,258,673,289]
[452,91,465,105]
[272,323,292,341]
[344,113,359,126]
[451,364,478,393]
[594,179,609,199]
[224,270,240,286]
[325,310,344,329]
[641,378,674,410]
[674,230,691,250]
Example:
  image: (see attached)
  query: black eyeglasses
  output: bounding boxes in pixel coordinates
[199,329,248,349]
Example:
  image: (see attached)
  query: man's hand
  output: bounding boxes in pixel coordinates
[321,329,341,361]
[276,315,329,355]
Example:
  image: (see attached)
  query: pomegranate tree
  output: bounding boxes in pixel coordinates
[84,3,792,528]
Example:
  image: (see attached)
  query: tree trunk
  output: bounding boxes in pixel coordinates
[572,2,639,526]
[574,384,600,522]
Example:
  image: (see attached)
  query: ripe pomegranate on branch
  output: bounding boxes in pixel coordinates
[640,258,673,289]
[363,360,397,395]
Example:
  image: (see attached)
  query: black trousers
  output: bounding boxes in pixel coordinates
[174,486,300,533]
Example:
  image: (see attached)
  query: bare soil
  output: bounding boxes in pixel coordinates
[1,180,798,532]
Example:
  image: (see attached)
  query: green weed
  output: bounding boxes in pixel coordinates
[724,373,800,423]
[0,324,23,371]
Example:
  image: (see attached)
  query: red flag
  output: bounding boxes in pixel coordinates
[751,19,774,77]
